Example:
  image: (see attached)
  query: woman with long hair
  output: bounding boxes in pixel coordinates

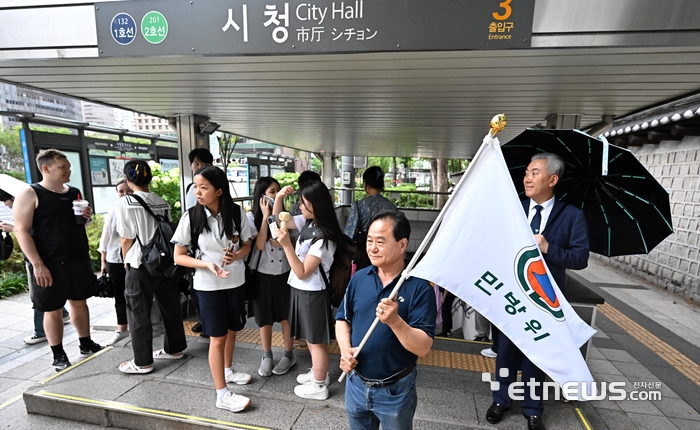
[274,180,343,400]
[115,160,187,375]
[344,166,396,270]
[247,177,295,377]
[98,179,133,346]
[172,165,253,413]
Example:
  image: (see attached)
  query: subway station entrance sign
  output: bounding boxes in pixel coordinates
[96,0,535,56]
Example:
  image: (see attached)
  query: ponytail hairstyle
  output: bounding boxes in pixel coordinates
[300,181,343,249]
[188,166,237,243]
[251,176,282,234]
[123,160,152,186]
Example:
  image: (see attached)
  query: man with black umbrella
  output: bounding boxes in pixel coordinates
[486,153,589,430]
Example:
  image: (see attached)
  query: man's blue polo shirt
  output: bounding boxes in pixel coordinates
[336,265,436,380]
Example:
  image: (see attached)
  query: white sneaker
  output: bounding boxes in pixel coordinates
[294,382,329,400]
[481,348,497,358]
[225,371,252,385]
[105,330,129,346]
[24,334,47,345]
[296,368,330,385]
[215,391,250,412]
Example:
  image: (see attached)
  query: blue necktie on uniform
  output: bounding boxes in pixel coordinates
[530,205,543,234]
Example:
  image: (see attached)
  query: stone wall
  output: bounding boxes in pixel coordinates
[594,137,700,300]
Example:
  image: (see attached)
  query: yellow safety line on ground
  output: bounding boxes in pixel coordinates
[36,391,271,430]
[598,303,700,387]
[0,394,22,411]
[39,346,113,385]
[575,407,593,430]
[193,326,497,373]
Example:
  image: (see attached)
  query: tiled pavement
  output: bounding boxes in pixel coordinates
[0,258,699,429]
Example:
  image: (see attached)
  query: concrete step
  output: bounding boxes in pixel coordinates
[20,335,589,430]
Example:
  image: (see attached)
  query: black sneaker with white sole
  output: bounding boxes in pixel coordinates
[79,341,104,356]
[52,354,71,372]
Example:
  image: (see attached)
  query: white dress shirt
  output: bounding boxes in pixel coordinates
[527,196,555,234]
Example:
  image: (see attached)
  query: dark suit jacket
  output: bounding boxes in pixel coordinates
[522,199,590,290]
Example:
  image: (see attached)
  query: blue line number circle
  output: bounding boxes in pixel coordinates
[111,13,137,46]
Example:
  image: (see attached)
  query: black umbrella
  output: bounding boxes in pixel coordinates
[501,129,673,257]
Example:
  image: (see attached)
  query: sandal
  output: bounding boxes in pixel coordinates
[153,349,184,360]
[119,360,153,374]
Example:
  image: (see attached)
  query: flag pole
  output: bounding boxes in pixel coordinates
[338,114,508,383]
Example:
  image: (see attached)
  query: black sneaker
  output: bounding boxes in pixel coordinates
[52,354,71,372]
[79,341,104,357]
[473,335,490,343]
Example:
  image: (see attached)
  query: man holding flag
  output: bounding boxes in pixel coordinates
[485,152,589,430]
[410,133,595,430]
[336,210,436,430]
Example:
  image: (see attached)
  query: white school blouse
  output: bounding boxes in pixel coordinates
[287,214,336,292]
[171,206,252,291]
[246,211,291,276]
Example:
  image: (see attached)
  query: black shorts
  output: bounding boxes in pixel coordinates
[197,287,247,337]
[30,260,96,312]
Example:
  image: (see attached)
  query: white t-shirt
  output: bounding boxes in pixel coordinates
[171,205,252,291]
[246,212,291,276]
[115,192,171,268]
[287,214,336,292]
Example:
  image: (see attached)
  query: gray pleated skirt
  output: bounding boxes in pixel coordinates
[289,287,334,344]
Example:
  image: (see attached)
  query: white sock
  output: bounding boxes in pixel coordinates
[225,367,232,375]
[216,387,229,401]
[313,378,327,391]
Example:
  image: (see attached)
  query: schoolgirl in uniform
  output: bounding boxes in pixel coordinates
[247,177,295,377]
[274,180,343,400]
[172,166,253,413]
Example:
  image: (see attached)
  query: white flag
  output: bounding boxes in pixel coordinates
[410,138,596,399]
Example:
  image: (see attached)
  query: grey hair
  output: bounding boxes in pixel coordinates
[531,153,564,178]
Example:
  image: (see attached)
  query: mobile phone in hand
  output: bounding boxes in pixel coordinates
[264,195,275,207]
[268,215,281,240]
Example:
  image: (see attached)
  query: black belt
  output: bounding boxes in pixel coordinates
[356,364,415,388]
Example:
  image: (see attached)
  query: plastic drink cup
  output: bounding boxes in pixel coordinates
[72,200,89,224]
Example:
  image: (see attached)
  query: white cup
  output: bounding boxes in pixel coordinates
[72,200,89,224]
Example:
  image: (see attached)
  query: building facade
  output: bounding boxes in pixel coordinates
[133,113,175,135]
[0,83,83,128]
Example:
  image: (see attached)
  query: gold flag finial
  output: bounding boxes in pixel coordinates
[489,114,507,137]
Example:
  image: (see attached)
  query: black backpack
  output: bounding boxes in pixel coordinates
[315,234,360,307]
[1,233,13,261]
[131,194,184,280]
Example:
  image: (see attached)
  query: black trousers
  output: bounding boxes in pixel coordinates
[107,262,128,325]
[125,265,187,367]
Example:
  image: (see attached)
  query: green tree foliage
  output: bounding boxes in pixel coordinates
[273,171,300,189]
[147,161,182,222]
[85,214,105,272]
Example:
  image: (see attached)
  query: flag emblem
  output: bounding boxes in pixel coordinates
[514,246,565,321]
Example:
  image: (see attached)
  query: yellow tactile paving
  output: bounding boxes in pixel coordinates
[188,325,496,373]
[598,302,700,387]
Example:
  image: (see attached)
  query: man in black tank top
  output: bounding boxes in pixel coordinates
[13,149,103,372]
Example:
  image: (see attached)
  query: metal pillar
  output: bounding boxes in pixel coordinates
[322,152,335,199]
[175,114,210,206]
[340,155,355,205]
